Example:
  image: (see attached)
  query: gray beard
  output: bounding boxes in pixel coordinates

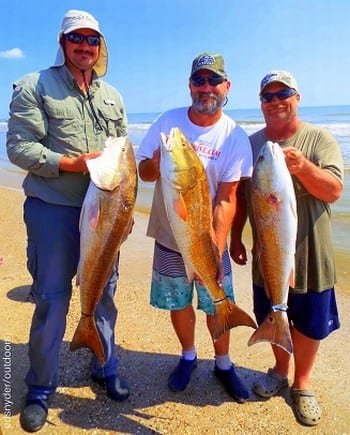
[191,93,226,114]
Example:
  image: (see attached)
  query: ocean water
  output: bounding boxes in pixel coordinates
[2,105,350,168]
[0,105,349,289]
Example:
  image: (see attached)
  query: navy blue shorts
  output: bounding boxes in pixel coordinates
[253,285,340,340]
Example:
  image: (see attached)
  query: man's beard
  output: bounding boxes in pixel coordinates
[191,92,227,114]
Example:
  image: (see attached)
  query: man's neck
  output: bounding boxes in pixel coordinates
[66,63,93,93]
[265,119,301,141]
[188,107,222,127]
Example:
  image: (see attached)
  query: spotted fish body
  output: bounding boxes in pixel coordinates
[248,141,297,354]
[70,136,137,364]
[160,127,256,340]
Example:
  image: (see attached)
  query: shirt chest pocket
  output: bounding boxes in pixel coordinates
[42,98,82,138]
[97,105,126,137]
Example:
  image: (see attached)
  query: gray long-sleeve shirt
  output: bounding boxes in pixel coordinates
[6,65,127,207]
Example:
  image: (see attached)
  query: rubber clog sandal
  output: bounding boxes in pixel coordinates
[291,389,321,426]
[253,368,289,398]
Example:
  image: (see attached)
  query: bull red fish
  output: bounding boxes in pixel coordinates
[248,141,297,354]
[70,136,137,364]
[160,127,256,340]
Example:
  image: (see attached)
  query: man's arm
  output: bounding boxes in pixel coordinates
[284,147,343,203]
[212,180,240,258]
[138,148,160,182]
[229,180,249,265]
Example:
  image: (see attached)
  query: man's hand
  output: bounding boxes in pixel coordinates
[230,239,248,265]
[283,146,305,175]
[59,151,102,173]
[138,148,161,181]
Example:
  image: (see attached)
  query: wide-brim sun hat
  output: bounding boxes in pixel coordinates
[54,9,108,77]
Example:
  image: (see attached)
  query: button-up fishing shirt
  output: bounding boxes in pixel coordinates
[6,65,127,207]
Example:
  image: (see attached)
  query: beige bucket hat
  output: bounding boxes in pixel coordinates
[54,9,108,77]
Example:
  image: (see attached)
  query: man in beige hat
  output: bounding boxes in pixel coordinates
[7,9,129,433]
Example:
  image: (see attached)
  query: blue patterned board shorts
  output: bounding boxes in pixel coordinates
[150,241,235,315]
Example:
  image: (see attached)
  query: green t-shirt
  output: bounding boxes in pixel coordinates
[248,122,344,293]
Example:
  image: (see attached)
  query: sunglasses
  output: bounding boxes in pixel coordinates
[66,32,100,47]
[260,89,297,103]
[190,75,226,87]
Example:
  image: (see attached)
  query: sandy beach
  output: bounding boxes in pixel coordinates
[0,186,349,435]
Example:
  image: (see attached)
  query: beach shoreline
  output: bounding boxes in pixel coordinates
[0,185,349,434]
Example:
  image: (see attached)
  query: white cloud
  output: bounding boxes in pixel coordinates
[0,48,25,59]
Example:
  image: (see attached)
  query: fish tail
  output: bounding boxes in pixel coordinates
[213,299,257,341]
[247,311,293,354]
[70,314,105,364]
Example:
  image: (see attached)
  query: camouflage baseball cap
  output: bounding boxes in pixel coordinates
[190,53,227,78]
[260,70,298,94]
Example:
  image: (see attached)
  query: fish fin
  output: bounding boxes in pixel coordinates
[247,311,293,354]
[289,267,295,289]
[208,233,222,270]
[75,260,82,287]
[213,299,257,340]
[87,201,101,229]
[70,315,105,364]
[173,194,188,221]
[290,197,298,220]
[254,241,264,277]
[184,264,195,283]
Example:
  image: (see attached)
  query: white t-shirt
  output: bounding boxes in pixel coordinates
[137,107,253,251]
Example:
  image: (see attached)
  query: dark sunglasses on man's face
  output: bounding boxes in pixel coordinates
[190,75,226,87]
[66,32,100,47]
[260,88,297,103]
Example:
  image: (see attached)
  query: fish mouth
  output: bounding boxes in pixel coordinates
[160,132,168,150]
[161,131,175,152]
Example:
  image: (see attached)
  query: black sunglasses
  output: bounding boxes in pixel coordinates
[190,75,226,87]
[66,32,100,47]
[260,89,297,103]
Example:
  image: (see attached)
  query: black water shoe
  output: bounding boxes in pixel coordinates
[92,374,130,401]
[214,364,249,403]
[20,399,48,433]
[168,357,198,392]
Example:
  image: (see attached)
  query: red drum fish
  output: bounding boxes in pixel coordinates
[160,127,256,340]
[248,141,297,354]
[70,136,137,364]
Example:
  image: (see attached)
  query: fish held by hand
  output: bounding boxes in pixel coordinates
[70,136,138,364]
[248,141,297,354]
[160,127,256,340]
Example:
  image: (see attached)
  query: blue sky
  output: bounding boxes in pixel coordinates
[1,0,349,118]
